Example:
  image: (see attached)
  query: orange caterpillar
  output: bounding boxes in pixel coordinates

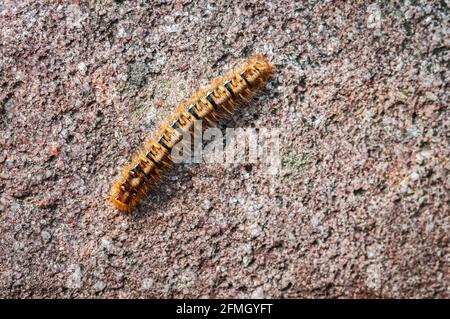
[110,54,273,212]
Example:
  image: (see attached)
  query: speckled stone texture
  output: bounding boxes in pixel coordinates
[0,0,448,298]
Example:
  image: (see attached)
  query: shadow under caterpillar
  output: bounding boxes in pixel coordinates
[110,54,274,212]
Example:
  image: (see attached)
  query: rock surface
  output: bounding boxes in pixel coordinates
[0,1,448,298]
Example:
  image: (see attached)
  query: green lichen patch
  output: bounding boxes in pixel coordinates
[281,149,312,179]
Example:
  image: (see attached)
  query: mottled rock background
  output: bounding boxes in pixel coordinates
[0,0,448,298]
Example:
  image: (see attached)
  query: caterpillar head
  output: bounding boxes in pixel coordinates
[110,182,134,212]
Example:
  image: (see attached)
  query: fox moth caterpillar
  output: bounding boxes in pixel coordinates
[110,54,273,212]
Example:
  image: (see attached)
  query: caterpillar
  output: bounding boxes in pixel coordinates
[110,54,273,212]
